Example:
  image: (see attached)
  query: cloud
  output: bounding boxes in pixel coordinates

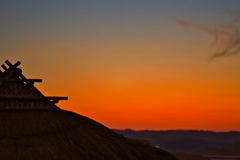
[174,10,240,61]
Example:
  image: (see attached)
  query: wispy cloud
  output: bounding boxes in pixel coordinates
[174,9,240,61]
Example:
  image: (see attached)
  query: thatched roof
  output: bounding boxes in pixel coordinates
[0,60,178,159]
[0,110,178,160]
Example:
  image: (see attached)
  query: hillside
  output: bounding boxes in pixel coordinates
[0,110,178,160]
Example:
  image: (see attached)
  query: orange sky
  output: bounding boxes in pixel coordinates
[28,41,240,131]
[1,1,240,131]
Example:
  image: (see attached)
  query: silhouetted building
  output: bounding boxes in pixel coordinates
[0,60,67,110]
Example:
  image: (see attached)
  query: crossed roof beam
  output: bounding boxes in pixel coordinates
[0,60,68,103]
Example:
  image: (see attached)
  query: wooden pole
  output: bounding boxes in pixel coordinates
[1,64,7,71]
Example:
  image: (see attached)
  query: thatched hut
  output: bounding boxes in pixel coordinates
[0,60,178,160]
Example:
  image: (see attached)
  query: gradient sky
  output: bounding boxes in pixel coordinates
[1,0,240,131]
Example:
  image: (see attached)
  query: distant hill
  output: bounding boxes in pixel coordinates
[112,129,240,154]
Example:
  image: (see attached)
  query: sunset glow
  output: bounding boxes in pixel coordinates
[1,0,240,131]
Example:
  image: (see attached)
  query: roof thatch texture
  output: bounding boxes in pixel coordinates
[0,110,178,160]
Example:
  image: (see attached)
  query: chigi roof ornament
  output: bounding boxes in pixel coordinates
[0,60,68,110]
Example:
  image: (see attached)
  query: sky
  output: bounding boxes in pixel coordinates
[1,0,240,131]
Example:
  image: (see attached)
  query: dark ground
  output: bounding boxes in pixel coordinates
[0,110,178,160]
